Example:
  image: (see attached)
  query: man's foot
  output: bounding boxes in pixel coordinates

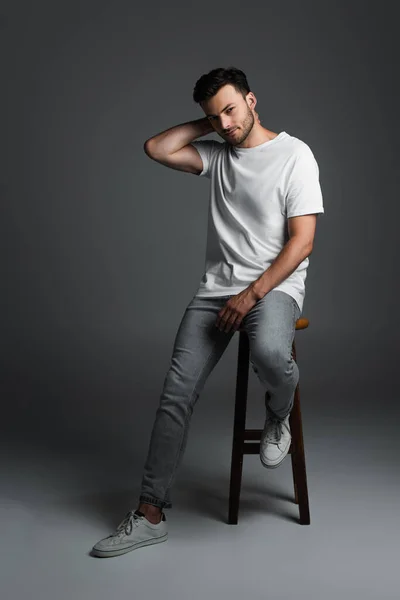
[91,509,168,558]
[260,411,291,469]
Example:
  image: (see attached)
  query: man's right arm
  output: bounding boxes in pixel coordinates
[143,117,214,175]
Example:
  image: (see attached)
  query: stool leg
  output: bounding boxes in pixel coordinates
[291,443,299,505]
[290,340,311,525]
[228,332,250,524]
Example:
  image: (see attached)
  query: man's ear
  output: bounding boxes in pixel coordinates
[248,93,257,110]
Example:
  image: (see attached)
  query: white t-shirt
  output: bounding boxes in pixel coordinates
[190,131,324,313]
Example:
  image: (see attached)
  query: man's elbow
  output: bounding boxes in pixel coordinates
[306,243,313,257]
[291,236,313,256]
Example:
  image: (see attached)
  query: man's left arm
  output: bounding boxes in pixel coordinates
[250,214,318,300]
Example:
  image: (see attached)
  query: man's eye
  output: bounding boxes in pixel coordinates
[208,108,233,121]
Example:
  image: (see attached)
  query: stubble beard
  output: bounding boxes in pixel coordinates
[229,108,255,146]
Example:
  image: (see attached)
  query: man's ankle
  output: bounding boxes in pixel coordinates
[138,503,162,522]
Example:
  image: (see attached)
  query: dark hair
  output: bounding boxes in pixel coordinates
[193,67,251,104]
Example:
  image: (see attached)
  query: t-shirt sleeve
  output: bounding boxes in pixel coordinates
[285,144,325,218]
[190,140,223,179]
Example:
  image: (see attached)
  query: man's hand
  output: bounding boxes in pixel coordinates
[215,286,261,333]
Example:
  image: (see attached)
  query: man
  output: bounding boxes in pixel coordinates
[91,66,324,558]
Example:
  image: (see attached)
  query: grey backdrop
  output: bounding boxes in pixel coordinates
[2,1,399,599]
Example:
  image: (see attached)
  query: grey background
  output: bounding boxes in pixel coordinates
[1,1,399,599]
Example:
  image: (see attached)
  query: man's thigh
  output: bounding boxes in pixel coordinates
[165,295,235,388]
[243,290,301,359]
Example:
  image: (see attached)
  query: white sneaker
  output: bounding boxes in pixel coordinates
[91,509,168,558]
[260,412,291,469]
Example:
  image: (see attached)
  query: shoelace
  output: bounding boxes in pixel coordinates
[114,511,142,536]
[264,417,283,444]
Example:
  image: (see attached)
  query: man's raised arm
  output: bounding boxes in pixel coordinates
[143,118,214,175]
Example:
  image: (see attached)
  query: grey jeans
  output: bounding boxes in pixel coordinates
[139,290,301,510]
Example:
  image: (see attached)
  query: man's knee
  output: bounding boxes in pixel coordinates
[251,342,292,375]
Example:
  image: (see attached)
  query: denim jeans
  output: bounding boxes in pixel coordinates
[139,290,301,510]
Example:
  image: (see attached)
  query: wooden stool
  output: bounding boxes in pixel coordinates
[228,317,310,525]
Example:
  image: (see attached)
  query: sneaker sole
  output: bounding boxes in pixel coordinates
[260,454,288,469]
[92,533,168,558]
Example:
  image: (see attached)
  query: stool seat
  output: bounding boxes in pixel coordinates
[229,316,311,525]
[295,317,309,330]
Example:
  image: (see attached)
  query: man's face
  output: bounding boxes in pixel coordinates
[201,84,255,145]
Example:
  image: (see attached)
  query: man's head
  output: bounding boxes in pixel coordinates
[193,67,258,145]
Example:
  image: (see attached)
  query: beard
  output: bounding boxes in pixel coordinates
[227,108,255,145]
